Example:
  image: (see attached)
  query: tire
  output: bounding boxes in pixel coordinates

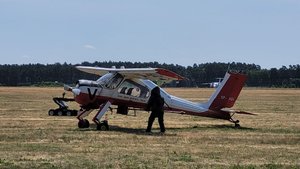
[78,119,89,128]
[235,123,241,129]
[72,110,78,116]
[66,111,72,116]
[48,109,55,116]
[97,121,109,131]
[57,110,63,116]
[83,119,90,128]
[78,120,85,128]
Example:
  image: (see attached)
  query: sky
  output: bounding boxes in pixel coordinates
[0,0,299,69]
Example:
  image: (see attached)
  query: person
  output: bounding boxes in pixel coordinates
[145,86,165,133]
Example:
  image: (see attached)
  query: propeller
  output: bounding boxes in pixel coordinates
[64,84,81,96]
[64,84,72,92]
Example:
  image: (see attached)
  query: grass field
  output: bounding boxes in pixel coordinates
[0,87,299,169]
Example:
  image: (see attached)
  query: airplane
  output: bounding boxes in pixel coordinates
[202,78,223,88]
[63,66,254,130]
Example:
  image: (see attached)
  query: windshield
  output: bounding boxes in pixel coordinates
[97,73,124,89]
[97,73,114,85]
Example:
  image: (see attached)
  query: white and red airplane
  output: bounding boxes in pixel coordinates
[64,66,253,130]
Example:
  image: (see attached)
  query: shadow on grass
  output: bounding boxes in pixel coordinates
[70,123,257,136]
[207,124,257,131]
[71,124,177,136]
[110,125,176,136]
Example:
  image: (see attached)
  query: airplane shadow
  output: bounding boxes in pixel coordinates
[71,124,256,135]
[72,124,178,136]
[112,124,256,134]
[102,125,244,136]
[109,125,173,136]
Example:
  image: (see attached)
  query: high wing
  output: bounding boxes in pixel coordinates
[76,66,184,82]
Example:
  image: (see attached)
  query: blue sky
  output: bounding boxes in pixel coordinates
[0,0,299,68]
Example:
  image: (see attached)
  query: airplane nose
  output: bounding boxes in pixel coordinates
[72,88,81,96]
[64,84,81,96]
[64,84,72,92]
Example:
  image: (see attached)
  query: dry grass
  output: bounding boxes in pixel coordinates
[0,87,299,169]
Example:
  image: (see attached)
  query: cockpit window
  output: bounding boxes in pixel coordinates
[97,73,124,89]
[118,79,150,98]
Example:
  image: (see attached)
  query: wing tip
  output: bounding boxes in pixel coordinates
[155,68,185,81]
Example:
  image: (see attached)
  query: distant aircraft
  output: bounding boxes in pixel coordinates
[202,78,223,88]
[62,66,253,130]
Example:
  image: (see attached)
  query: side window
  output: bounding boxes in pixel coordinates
[118,80,150,98]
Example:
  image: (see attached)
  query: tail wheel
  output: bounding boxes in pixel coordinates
[234,123,241,128]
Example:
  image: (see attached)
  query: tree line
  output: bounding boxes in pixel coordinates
[0,61,299,87]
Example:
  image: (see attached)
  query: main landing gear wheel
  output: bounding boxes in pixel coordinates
[96,120,109,131]
[78,119,90,128]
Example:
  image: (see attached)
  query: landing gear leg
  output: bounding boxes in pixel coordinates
[93,101,111,131]
[77,109,93,128]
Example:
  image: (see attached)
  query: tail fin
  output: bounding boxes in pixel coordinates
[205,72,247,110]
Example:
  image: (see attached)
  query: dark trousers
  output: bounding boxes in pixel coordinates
[146,111,165,132]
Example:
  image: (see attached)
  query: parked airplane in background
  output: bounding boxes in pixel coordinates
[61,66,253,130]
[202,78,223,88]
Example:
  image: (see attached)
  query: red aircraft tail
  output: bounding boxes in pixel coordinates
[205,72,247,110]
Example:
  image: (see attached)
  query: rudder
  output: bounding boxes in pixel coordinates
[205,72,247,110]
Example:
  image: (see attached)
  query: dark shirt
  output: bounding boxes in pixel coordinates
[146,95,165,113]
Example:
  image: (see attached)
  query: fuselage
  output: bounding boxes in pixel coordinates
[73,72,208,112]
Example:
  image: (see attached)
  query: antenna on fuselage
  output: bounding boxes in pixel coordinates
[227,63,231,73]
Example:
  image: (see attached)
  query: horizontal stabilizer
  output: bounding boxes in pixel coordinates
[234,110,257,115]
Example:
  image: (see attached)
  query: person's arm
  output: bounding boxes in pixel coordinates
[145,96,153,111]
[161,97,165,111]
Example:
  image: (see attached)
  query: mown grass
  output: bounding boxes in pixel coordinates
[0,87,299,169]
